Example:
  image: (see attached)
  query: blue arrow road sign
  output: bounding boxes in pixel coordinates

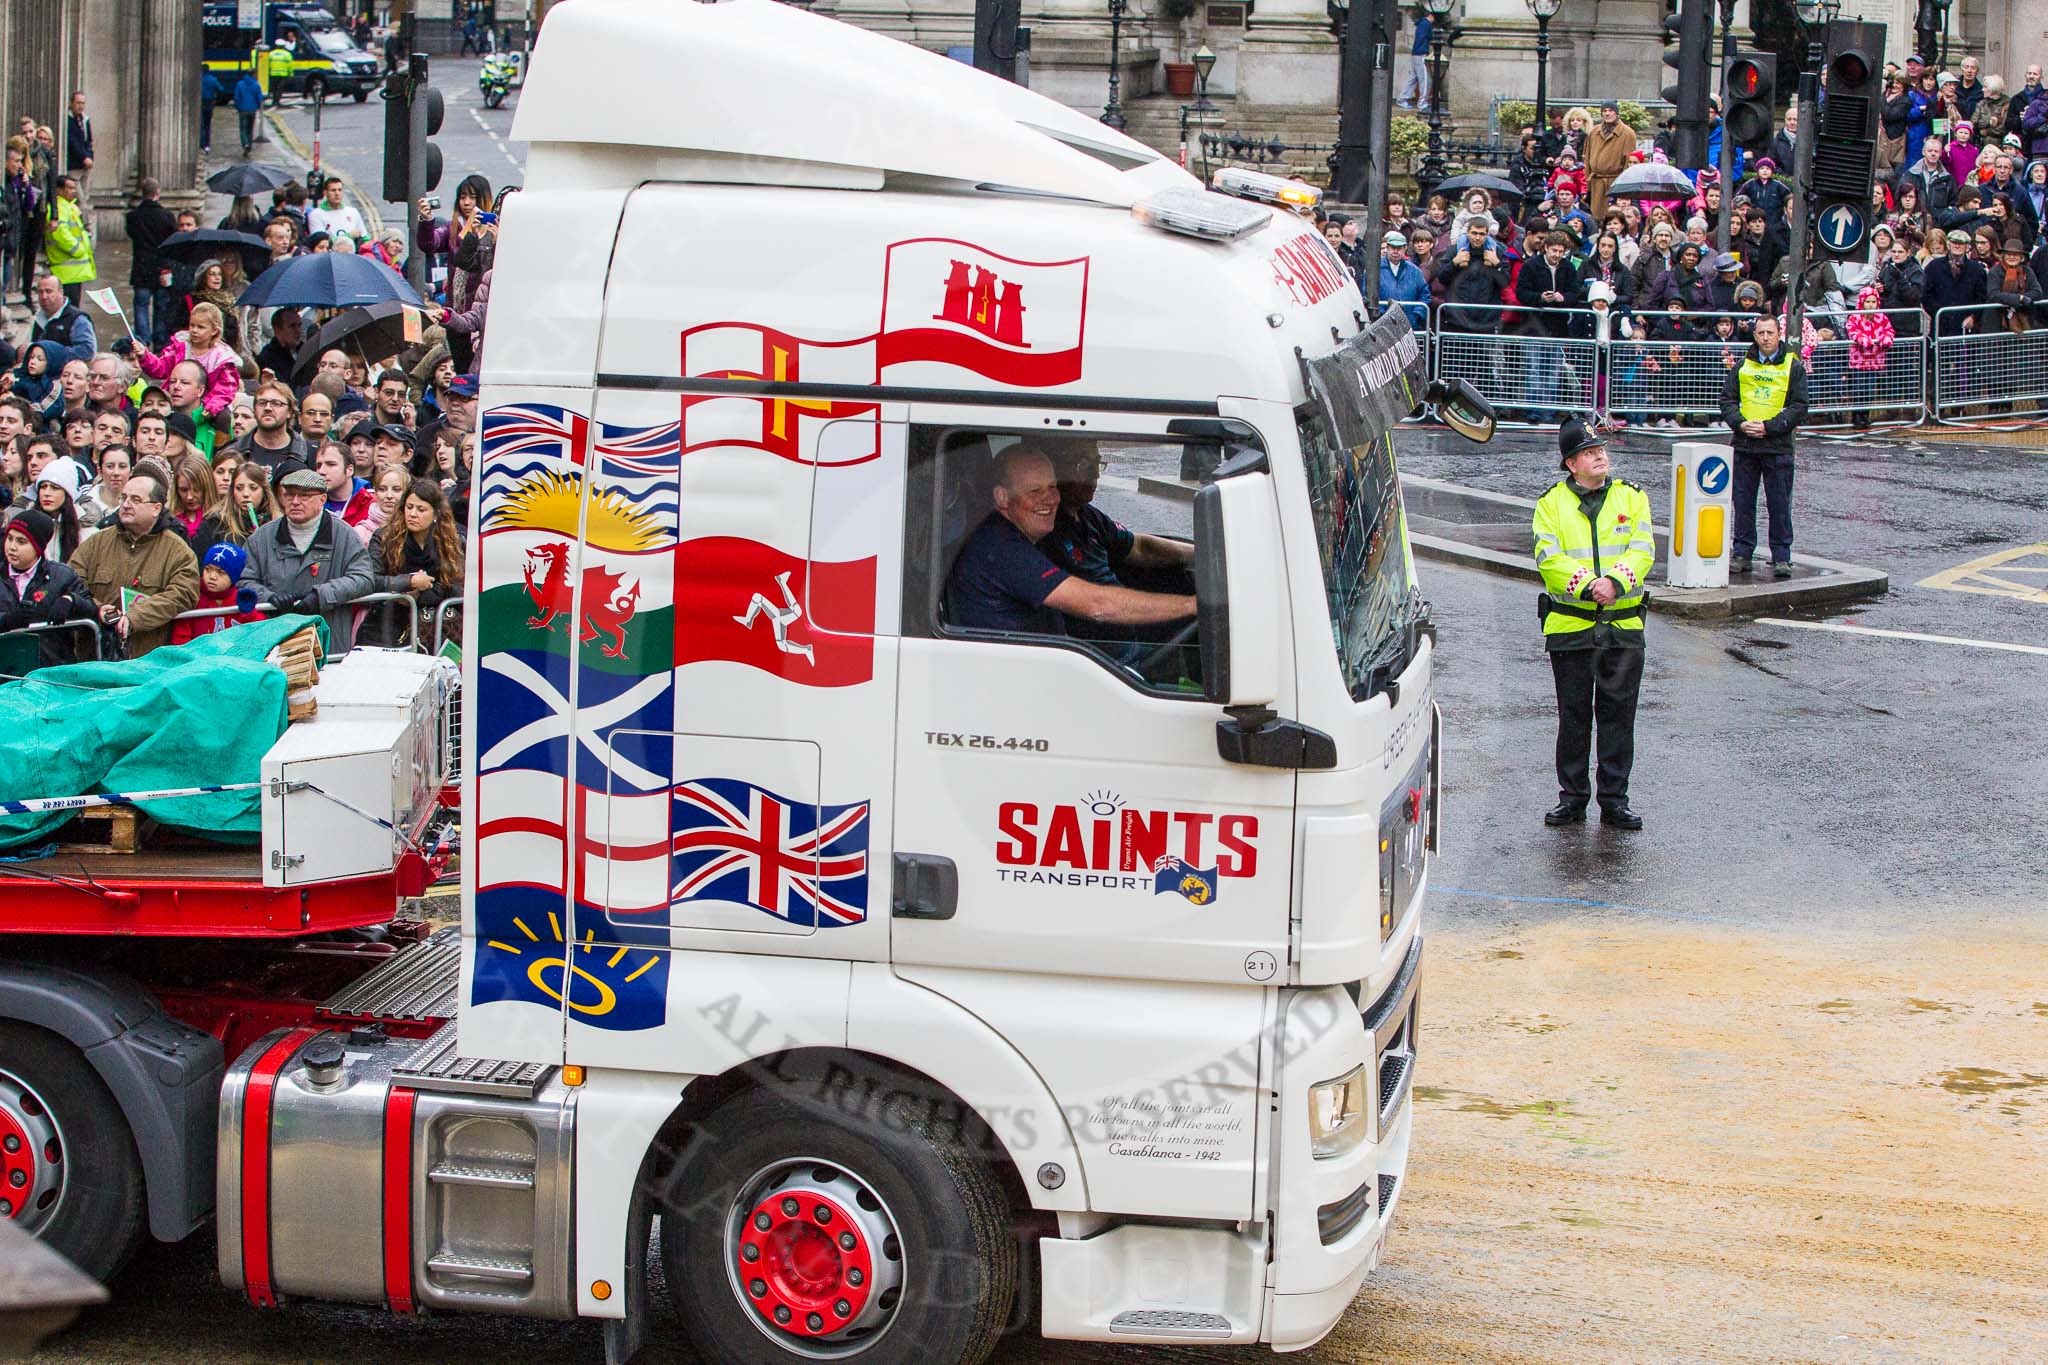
[1817,203,1866,253]
[1697,454,1730,496]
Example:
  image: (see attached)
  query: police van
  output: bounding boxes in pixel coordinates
[33,0,1493,1359]
[202,1,380,102]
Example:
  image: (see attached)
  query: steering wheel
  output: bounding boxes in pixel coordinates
[1136,621,1200,679]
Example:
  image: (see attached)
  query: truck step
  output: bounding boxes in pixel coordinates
[428,1159,537,1189]
[393,1021,554,1099]
[320,925,461,1023]
[424,1251,533,1284]
[1109,1309,1234,1339]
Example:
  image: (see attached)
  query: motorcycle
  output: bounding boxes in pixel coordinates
[478,52,521,109]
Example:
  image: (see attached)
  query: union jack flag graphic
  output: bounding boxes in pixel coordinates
[482,404,590,464]
[670,778,870,929]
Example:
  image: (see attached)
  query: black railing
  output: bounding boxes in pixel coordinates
[1196,132,1339,183]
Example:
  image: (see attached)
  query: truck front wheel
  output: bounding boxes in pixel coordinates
[656,1072,1017,1364]
[0,1022,144,1282]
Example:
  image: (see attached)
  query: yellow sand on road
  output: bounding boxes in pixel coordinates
[1311,913,2048,1364]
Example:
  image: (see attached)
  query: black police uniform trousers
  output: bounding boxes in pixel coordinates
[1549,626,1644,811]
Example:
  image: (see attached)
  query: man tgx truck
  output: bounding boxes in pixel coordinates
[0,0,1496,1360]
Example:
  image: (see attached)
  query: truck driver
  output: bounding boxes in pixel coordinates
[946,445,1196,638]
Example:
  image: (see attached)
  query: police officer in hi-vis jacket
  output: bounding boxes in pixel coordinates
[1718,312,1809,578]
[1532,417,1655,829]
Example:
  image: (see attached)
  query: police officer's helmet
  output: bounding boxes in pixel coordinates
[1558,415,1605,469]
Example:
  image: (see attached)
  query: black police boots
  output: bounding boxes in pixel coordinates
[1600,803,1644,829]
[1543,801,1587,826]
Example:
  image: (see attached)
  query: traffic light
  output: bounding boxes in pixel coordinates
[1723,51,1776,157]
[380,54,444,204]
[1661,0,1710,170]
[1810,19,1882,262]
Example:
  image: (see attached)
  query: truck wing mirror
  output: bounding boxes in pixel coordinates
[1193,466,1281,710]
[1424,377,1497,443]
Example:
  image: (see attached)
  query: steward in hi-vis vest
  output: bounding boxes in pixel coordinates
[1532,417,1654,829]
[1717,313,1808,578]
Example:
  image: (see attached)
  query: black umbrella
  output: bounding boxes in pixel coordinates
[290,301,424,383]
[206,162,298,198]
[1430,171,1526,201]
[155,229,272,279]
[238,252,424,310]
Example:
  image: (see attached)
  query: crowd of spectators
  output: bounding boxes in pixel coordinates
[1319,56,2048,426]
[0,153,496,665]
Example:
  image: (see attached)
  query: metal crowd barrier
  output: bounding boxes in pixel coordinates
[431,598,463,657]
[169,591,420,662]
[0,619,105,669]
[1404,301,1969,430]
[1799,309,1929,426]
[1430,304,1602,426]
[1930,305,2048,423]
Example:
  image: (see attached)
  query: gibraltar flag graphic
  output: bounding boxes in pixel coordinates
[879,239,1089,388]
[674,538,877,687]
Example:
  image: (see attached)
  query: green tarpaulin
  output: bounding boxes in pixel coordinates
[0,617,329,850]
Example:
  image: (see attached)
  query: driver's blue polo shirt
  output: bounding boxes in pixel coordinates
[946,512,1070,635]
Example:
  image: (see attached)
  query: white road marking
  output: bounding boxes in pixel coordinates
[1754,618,2048,658]
[470,107,524,173]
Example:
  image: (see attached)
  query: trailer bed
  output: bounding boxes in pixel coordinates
[0,838,415,939]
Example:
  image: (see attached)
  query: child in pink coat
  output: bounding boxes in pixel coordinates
[128,301,242,419]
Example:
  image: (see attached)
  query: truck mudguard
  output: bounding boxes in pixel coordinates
[0,960,225,1240]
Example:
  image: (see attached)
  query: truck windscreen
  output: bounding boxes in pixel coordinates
[1298,311,1429,702]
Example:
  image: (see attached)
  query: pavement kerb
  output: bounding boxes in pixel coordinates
[263,107,385,239]
[1398,474,1889,619]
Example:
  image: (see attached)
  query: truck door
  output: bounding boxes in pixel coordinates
[890,406,1296,985]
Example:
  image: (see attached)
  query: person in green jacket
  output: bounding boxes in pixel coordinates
[1531,417,1654,829]
[42,176,92,306]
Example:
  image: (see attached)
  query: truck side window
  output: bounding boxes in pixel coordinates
[904,426,1211,695]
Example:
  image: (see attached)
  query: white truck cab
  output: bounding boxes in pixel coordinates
[203,3,1491,1361]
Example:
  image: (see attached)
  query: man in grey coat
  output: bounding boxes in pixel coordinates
[245,465,378,650]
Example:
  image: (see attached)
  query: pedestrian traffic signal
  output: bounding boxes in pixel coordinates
[380,55,443,204]
[1723,52,1776,156]
[1810,18,1882,262]
[1661,0,1710,170]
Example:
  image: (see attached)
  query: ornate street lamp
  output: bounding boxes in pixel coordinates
[1102,0,1128,130]
[1525,0,1561,140]
[1419,0,1455,190]
[1191,43,1218,113]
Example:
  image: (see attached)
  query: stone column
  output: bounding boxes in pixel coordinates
[137,0,204,214]
[1022,0,1163,117]
[1234,0,1337,108]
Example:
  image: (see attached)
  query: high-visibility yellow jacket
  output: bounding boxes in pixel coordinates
[1532,477,1654,646]
[269,45,297,82]
[43,196,93,284]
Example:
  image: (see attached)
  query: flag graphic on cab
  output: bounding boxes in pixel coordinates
[1152,856,1221,905]
[670,778,871,929]
[679,324,881,465]
[674,537,876,687]
[472,884,670,1031]
[879,239,1089,388]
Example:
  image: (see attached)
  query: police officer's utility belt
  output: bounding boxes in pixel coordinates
[1537,592,1648,623]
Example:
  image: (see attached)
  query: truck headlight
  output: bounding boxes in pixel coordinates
[1308,1064,1370,1159]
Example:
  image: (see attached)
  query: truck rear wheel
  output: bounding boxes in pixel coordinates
[0,1022,144,1283]
[656,1072,1016,1364]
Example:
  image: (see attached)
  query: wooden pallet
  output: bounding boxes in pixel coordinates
[56,806,154,855]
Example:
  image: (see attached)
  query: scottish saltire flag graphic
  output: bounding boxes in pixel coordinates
[671,779,870,928]
[1152,856,1220,906]
[475,651,675,792]
[472,884,670,1031]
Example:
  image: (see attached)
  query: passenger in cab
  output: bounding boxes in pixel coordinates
[1042,444,1193,586]
[946,446,1194,638]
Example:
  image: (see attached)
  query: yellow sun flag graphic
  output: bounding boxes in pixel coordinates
[484,470,666,553]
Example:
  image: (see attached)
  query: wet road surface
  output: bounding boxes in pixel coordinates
[33,430,2047,1361]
